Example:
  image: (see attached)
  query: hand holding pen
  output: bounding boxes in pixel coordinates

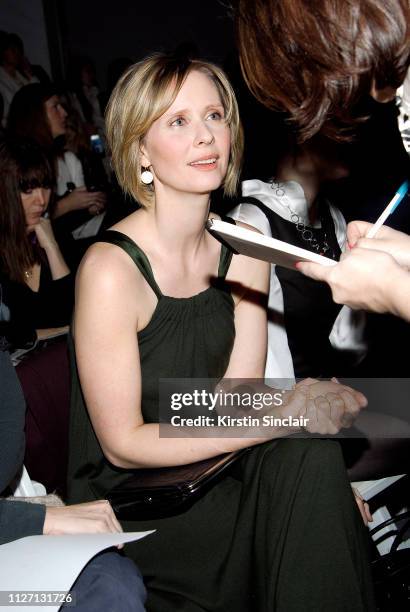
[295,180,410,317]
[347,221,410,270]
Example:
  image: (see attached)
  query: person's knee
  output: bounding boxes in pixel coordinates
[69,551,146,612]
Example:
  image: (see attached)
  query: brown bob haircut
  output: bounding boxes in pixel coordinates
[237,0,410,141]
[105,52,244,207]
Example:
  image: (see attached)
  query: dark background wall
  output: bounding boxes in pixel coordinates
[58,0,236,88]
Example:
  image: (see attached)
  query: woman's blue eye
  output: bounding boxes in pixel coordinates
[207,111,222,120]
[171,117,185,126]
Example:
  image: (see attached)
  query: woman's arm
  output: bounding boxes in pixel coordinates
[0,500,45,545]
[0,500,123,545]
[53,188,106,219]
[34,218,69,280]
[224,243,270,379]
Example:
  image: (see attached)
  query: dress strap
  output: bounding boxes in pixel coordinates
[98,230,162,299]
[217,216,236,279]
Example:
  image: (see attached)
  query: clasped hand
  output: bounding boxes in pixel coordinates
[280,377,367,436]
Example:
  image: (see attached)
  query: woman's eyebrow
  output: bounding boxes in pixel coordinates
[164,107,189,118]
[204,103,224,111]
[164,103,224,118]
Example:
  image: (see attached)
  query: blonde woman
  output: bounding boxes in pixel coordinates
[67,54,375,611]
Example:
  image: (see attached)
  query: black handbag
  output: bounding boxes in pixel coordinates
[106,449,247,520]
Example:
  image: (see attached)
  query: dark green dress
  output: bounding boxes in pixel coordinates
[67,230,375,612]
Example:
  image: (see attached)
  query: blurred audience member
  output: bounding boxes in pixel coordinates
[0,345,147,612]
[7,33,50,85]
[229,134,366,380]
[67,56,105,140]
[8,83,105,217]
[0,31,38,125]
[64,105,108,194]
[8,83,106,267]
[0,140,73,338]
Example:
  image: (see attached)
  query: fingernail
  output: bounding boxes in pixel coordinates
[359,393,368,406]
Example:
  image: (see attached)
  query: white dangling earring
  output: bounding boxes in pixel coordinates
[141,166,154,185]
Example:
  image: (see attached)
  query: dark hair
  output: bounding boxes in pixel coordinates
[0,30,16,65]
[237,0,410,141]
[7,83,58,151]
[0,140,54,283]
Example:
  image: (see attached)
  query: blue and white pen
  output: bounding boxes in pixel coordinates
[366,180,409,238]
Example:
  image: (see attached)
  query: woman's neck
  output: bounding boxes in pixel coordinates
[276,152,320,208]
[142,189,211,258]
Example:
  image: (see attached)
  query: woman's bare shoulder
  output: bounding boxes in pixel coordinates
[76,239,143,297]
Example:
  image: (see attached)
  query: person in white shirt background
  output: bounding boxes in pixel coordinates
[0,31,38,127]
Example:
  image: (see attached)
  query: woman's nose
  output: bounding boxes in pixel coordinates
[194,121,215,146]
[34,188,47,205]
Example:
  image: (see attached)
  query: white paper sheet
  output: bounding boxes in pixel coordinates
[0,531,154,611]
[207,218,337,270]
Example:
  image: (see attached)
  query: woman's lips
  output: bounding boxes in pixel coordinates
[188,156,218,170]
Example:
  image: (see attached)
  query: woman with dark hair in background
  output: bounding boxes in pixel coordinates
[7,83,106,219]
[8,83,107,268]
[0,140,73,343]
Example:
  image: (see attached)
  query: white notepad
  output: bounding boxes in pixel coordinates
[207,219,337,270]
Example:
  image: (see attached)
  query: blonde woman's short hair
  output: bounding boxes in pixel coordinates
[105,53,244,207]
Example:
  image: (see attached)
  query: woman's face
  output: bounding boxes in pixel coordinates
[45,95,67,138]
[21,187,51,232]
[141,70,231,199]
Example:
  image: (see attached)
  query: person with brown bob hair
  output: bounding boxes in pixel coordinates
[237,0,410,322]
[67,52,375,611]
[237,0,410,141]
